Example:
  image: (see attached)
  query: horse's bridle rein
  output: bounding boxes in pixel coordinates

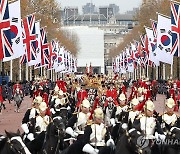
[126,129,144,154]
[8,136,30,154]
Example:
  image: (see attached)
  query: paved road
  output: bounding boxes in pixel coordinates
[0,93,179,135]
[0,96,32,134]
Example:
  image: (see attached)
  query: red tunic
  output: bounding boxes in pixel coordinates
[13,84,22,95]
[76,90,88,107]
[169,88,179,112]
[57,80,67,92]
[105,89,118,106]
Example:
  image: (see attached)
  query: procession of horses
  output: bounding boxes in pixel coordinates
[0,74,179,154]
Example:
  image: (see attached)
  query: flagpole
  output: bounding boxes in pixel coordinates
[19,59,22,81]
[43,67,46,77]
[163,64,166,80]
[10,60,13,81]
[26,63,28,81]
[146,65,149,77]
[139,65,142,79]
[30,66,32,81]
[170,64,173,77]
[156,66,158,80]
[51,69,53,81]
[143,67,145,77]
[41,67,43,76]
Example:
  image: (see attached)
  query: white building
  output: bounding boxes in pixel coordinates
[63,26,104,74]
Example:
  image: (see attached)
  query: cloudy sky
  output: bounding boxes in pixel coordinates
[57,0,142,14]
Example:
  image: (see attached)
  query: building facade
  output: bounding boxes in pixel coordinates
[62,7,138,74]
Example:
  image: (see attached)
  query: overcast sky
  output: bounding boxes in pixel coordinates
[57,0,142,14]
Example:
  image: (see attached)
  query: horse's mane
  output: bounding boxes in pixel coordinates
[0,136,8,150]
[0,131,20,151]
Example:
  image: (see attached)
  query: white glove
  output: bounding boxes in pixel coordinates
[158,134,166,141]
[82,144,99,154]
[21,123,29,134]
[65,127,78,137]
[67,106,71,111]
[50,108,56,114]
[106,138,115,147]
[110,118,116,127]
[27,133,34,141]
[155,132,166,141]
[122,123,128,130]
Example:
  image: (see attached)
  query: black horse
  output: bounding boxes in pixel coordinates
[115,128,151,154]
[0,130,31,154]
[26,116,67,154]
[163,127,180,154]
[42,116,67,154]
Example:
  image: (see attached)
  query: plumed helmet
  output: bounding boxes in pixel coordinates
[138,87,143,93]
[166,98,175,109]
[54,85,59,92]
[93,108,104,119]
[34,96,43,104]
[131,98,139,106]
[82,99,90,108]
[58,90,64,96]
[39,102,47,111]
[118,93,126,101]
[144,100,155,111]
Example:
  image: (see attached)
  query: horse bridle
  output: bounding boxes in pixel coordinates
[43,118,65,154]
[126,129,144,154]
[8,136,30,154]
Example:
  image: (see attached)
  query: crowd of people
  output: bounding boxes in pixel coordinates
[0,74,180,154]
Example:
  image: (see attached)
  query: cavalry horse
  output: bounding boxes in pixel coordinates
[13,88,23,112]
[0,130,31,154]
[115,128,152,154]
[26,116,67,154]
[163,127,180,154]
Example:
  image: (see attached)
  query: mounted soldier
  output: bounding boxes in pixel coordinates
[21,96,42,143]
[157,97,180,134]
[66,99,91,138]
[82,108,115,154]
[133,100,165,141]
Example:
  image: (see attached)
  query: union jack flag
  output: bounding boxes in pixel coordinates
[171,1,180,57]
[21,15,36,64]
[40,27,49,66]
[140,34,149,67]
[48,40,57,69]
[151,19,157,38]
[0,0,13,60]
